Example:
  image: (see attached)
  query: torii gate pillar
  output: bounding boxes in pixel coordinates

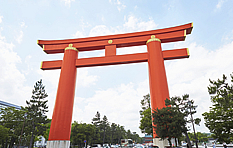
[38,23,193,148]
[47,45,78,148]
[147,36,170,147]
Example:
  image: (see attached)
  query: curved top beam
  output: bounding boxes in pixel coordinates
[38,22,193,47]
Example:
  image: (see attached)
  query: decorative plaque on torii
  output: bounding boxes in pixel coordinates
[38,23,193,148]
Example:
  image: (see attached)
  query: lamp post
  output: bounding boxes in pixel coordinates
[187,101,198,148]
[18,113,27,148]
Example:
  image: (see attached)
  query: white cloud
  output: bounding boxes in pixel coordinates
[88,15,157,37]
[61,0,75,7]
[22,55,32,75]
[76,68,99,87]
[89,25,113,37]
[73,19,91,38]
[216,0,226,9]
[0,31,31,106]
[109,0,126,11]
[0,16,3,23]
[73,30,85,38]
[15,22,26,44]
[20,22,26,28]
[15,30,23,44]
[123,15,158,32]
[75,15,157,39]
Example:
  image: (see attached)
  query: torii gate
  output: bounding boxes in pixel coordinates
[38,23,193,148]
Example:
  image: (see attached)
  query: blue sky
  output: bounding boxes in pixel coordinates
[1,0,233,136]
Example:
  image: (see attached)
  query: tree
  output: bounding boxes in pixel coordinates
[0,107,26,148]
[25,79,49,148]
[92,111,101,144]
[0,123,9,147]
[110,123,117,144]
[152,104,185,146]
[71,111,141,146]
[115,125,126,144]
[152,94,201,147]
[202,74,233,143]
[100,115,109,144]
[70,121,96,147]
[189,132,209,143]
[92,111,101,128]
[139,94,153,136]
[43,119,51,141]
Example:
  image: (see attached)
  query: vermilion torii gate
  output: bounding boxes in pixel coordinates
[38,23,193,148]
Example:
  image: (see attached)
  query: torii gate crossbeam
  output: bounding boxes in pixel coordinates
[38,23,193,148]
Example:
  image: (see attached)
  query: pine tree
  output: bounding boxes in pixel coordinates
[152,94,201,147]
[101,115,109,144]
[92,111,101,144]
[202,74,233,143]
[25,79,49,148]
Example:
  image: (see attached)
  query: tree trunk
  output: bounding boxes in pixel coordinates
[9,136,15,148]
[111,131,113,144]
[103,127,106,144]
[175,138,178,147]
[4,138,8,148]
[184,131,192,148]
[168,138,172,147]
[29,121,35,148]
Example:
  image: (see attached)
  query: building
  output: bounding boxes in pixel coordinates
[0,100,21,110]
[143,134,153,143]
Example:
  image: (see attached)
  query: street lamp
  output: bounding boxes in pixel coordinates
[187,101,198,148]
[18,113,27,148]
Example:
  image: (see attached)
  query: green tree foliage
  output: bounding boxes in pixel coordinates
[100,115,109,144]
[188,132,209,143]
[43,119,51,141]
[0,107,26,147]
[202,74,233,143]
[139,94,152,136]
[92,111,101,144]
[92,111,101,127]
[76,111,143,146]
[152,103,185,147]
[70,121,96,147]
[0,124,9,147]
[152,94,201,147]
[110,123,117,144]
[25,79,49,148]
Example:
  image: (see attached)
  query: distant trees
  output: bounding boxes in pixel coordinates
[70,111,142,147]
[0,107,26,147]
[0,124,9,146]
[70,121,96,147]
[202,74,233,143]
[189,132,209,143]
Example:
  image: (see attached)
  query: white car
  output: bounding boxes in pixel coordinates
[92,144,102,148]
